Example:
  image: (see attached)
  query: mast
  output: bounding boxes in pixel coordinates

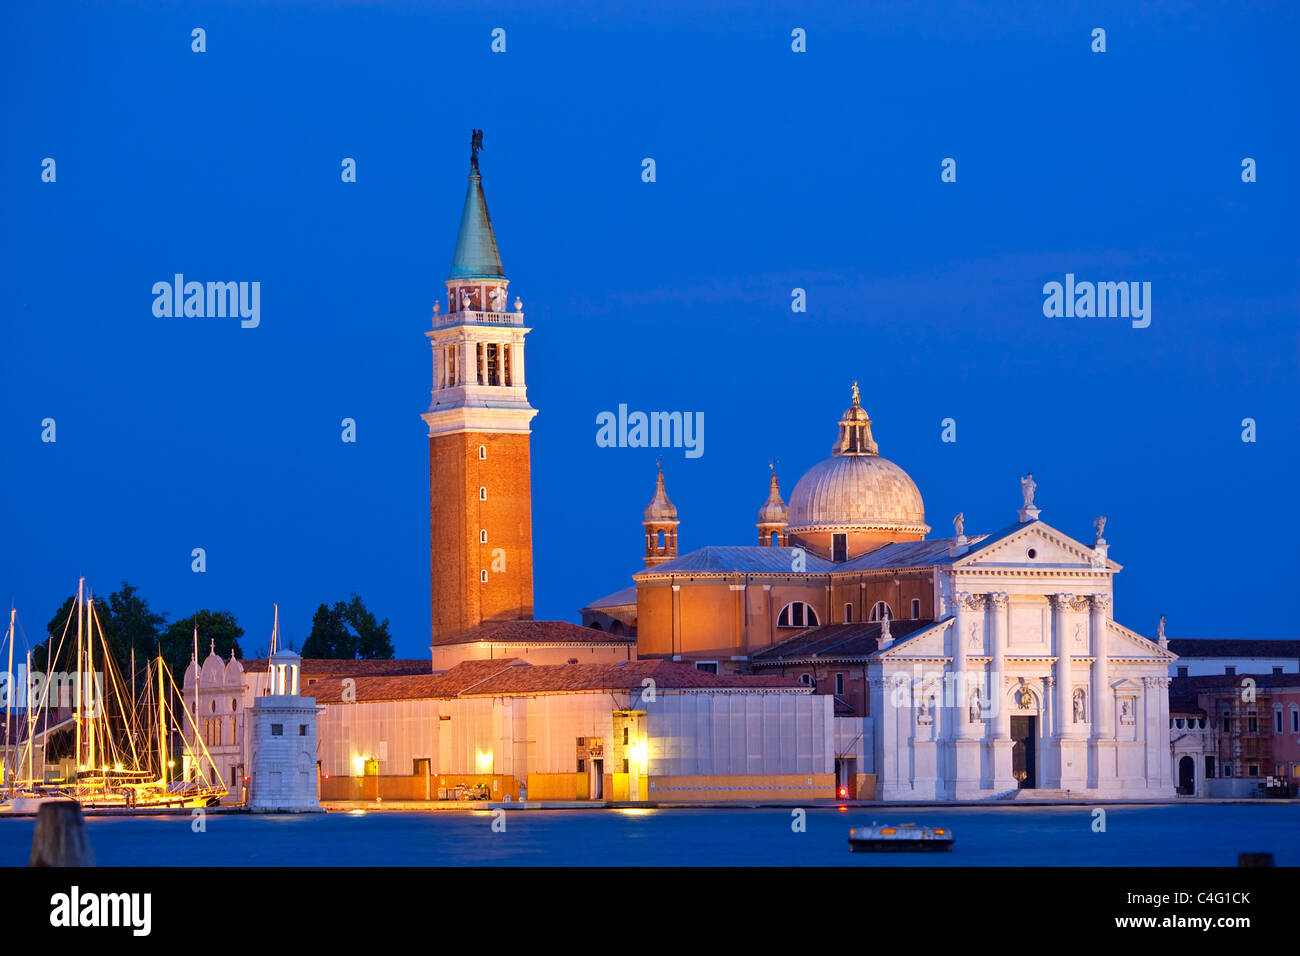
[157,653,166,786]
[25,649,34,785]
[4,609,13,793]
[75,578,84,774]
[86,589,96,772]
[192,623,200,783]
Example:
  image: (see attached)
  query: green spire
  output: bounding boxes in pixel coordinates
[448,138,505,280]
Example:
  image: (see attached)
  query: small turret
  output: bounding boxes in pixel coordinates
[756,463,788,547]
[643,463,679,568]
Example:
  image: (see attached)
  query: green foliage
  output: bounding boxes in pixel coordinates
[301,595,394,659]
[162,610,244,680]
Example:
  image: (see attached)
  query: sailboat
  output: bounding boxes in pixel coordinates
[2,579,228,812]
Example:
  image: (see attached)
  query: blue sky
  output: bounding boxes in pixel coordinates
[2,1,1296,658]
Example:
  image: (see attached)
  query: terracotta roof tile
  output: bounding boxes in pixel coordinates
[431,620,635,647]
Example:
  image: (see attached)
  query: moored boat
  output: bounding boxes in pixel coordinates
[848,822,954,852]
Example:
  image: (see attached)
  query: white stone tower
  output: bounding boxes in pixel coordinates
[247,649,321,812]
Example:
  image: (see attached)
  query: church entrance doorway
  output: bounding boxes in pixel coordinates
[1011,716,1037,789]
[1178,756,1195,795]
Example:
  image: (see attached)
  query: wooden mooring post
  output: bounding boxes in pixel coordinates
[29,800,96,867]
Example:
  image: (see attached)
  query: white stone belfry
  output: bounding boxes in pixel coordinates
[247,649,322,812]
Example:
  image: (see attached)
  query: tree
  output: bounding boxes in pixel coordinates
[301,595,394,659]
[37,582,165,695]
[161,611,244,680]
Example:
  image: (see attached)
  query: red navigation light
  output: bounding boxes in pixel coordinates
[243,775,250,783]
[838,786,848,798]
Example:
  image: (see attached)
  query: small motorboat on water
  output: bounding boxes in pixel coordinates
[848,822,954,852]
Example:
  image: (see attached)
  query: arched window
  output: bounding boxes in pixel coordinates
[868,601,893,622]
[657,530,665,548]
[210,700,216,713]
[1291,706,1299,734]
[843,603,853,623]
[231,698,238,712]
[770,531,780,547]
[610,621,624,635]
[479,486,487,501]
[479,445,487,460]
[799,674,814,686]
[910,599,920,619]
[480,569,488,583]
[480,529,488,544]
[777,601,819,628]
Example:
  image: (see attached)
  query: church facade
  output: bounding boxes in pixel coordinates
[601,390,1177,800]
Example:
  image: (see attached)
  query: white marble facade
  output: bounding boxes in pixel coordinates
[869,521,1176,800]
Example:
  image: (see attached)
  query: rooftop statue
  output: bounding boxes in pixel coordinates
[1020,472,1036,508]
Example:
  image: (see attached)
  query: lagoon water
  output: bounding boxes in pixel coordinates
[2,804,1297,867]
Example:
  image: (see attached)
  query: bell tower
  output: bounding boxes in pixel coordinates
[643,464,679,568]
[424,131,537,645]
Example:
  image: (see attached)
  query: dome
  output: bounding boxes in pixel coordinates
[786,455,927,532]
[784,384,928,538]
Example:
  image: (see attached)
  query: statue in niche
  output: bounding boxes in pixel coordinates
[1120,699,1134,724]
[968,621,981,651]
[1073,688,1086,723]
[489,286,506,312]
[969,688,982,722]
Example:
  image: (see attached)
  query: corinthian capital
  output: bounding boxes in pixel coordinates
[956,591,987,611]
[1048,593,1075,611]
[1090,594,1112,613]
[987,592,1009,609]
[1068,595,1091,612]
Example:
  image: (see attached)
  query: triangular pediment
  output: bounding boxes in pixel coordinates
[876,618,952,659]
[954,521,1119,571]
[1106,620,1176,661]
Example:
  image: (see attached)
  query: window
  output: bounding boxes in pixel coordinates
[479,445,487,460]
[1276,710,1284,733]
[1223,764,1233,777]
[271,724,283,736]
[622,727,629,745]
[835,673,845,695]
[1176,666,1188,678]
[622,758,630,774]
[843,603,853,623]
[695,661,718,674]
[1205,756,1215,779]
[1247,716,1258,733]
[799,674,813,686]
[777,601,819,628]
[299,724,308,736]
[577,758,585,773]
[910,599,920,619]
[479,486,487,501]
[1223,714,1231,732]
[1026,548,1037,559]
[480,529,488,544]
[480,569,488,583]
[485,343,500,386]
[1225,666,1236,676]
[231,698,238,711]
[1292,709,1299,733]
[1248,764,1259,777]
[832,533,847,562]
[868,601,893,622]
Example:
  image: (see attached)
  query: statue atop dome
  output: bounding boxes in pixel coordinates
[832,382,879,457]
